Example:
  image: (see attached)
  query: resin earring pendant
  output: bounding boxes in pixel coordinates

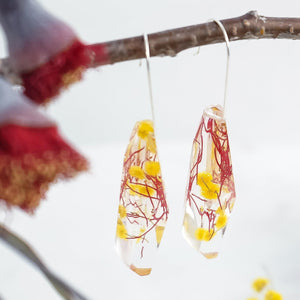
[115,120,168,276]
[115,33,168,276]
[183,105,236,258]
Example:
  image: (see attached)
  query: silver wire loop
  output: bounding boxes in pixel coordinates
[211,19,230,114]
[143,33,155,123]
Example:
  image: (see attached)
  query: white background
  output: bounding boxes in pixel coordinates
[0,0,300,299]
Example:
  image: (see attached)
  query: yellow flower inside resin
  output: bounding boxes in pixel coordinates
[215,211,227,229]
[118,205,127,219]
[129,166,145,180]
[197,172,212,185]
[116,219,127,239]
[197,172,220,200]
[264,290,283,300]
[129,183,156,197]
[144,161,160,177]
[252,277,269,292]
[247,298,259,300]
[155,226,165,245]
[146,135,157,153]
[216,206,223,214]
[137,120,154,139]
[195,228,215,241]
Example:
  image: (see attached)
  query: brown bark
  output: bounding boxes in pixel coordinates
[89,11,300,67]
[1,10,300,81]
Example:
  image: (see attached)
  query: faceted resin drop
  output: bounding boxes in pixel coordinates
[183,105,236,258]
[116,120,168,275]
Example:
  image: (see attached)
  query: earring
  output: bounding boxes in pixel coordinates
[115,34,169,276]
[182,20,236,259]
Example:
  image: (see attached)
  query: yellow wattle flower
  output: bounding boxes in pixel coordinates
[194,227,215,241]
[264,290,283,300]
[197,172,220,200]
[252,277,269,292]
[216,206,223,214]
[144,161,161,177]
[116,219,127,239]
[201,188,219,200]
[215,212,227,229]
[197,172,213,185]
[137,120,154,139]
[118,205,127,219]
[129,165,145,180]
[129,183,156,197]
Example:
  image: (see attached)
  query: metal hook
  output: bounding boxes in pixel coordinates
[211,19,230,114]
[143,33,155,124]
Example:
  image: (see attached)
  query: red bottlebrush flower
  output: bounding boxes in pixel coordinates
[0,0,108,105]
[0,78,88,212]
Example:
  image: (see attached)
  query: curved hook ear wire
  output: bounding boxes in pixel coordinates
[210,19,230,116]
[143,33,156,124]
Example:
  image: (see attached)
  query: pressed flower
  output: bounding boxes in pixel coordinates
[118,205,127,219]
[215,212,227,229]
[137,120,154,139]
[195,228,215,241]
[197,172,213,186]
[129,165,145,180]
[116,219,127,239]
[197,172,220,200]
[128,183,156,197]
[144,161,160,177]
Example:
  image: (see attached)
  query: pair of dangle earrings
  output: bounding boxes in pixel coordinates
[115,22,236,276]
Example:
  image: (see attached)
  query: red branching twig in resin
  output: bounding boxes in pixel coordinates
[115,120,168,275]
[183,105,236,258]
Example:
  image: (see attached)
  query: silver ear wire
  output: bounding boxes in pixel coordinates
[143,33,155,124]
[211,19,230,115]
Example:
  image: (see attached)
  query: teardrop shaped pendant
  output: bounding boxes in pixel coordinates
[183,105,236,259]
[115,120,168,275]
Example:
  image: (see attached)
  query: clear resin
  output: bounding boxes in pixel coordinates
[183,105,236,259]
[115,120,168,276]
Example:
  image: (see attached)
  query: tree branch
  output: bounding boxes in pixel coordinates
[1,10,300,82]
[89,10,300,67]
[0,224,90,300]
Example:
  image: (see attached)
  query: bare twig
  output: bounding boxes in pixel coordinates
[0,224,90,300]
[1,11,300,82]
[88,11,300,66]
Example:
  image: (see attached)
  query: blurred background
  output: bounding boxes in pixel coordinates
[0,0,300,299]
